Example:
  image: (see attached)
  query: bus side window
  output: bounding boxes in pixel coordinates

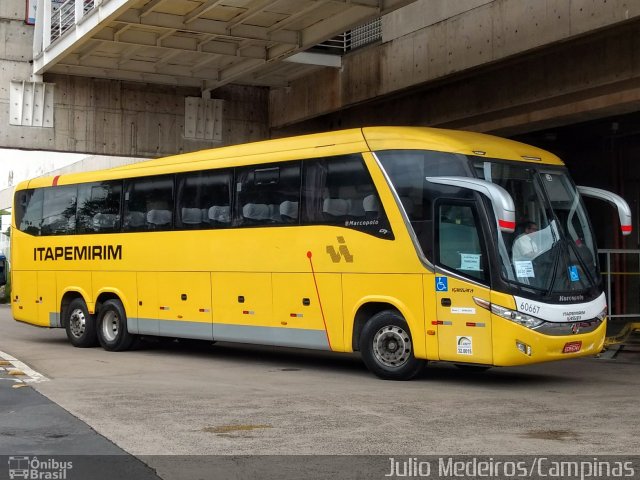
[77,181,122,234]
[436,203,488,283]
[176,170,232,229]
[42,185,77,236]
[302,155,393,239]
[234,162,301,227]
[123,176,174,232]
[16,189,44,236]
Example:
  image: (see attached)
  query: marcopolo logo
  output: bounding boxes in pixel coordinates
[326,236,353,263]
[8,456,72,480]
[33,245,122,262]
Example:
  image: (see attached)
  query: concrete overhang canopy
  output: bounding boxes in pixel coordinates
[34,0,416,90]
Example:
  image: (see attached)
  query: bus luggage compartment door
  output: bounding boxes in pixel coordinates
[157,272,213,340]
[12,270,38,325]
[435,276,493,365]
[12,270,57,327]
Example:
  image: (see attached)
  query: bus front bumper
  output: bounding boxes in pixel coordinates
[491,315,606,366]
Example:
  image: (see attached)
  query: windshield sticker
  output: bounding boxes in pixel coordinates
[515,261,535,278]
[545,174,553,182]
[451,307,476,315]
[457,336,473,355]
[460,253,481,271]
[435,277,448,292]
[568,265,580,282]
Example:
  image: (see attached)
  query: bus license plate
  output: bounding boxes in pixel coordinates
[562,341,582,354]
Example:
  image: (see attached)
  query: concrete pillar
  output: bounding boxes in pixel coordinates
[75,0,83,25]
[43,0,52,50]
[33,0,45,57]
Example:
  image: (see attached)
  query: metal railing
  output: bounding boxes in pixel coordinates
[49,0,98,43]
[314,18,382,54]
[599,249,640,321]
[50,0,75,42]
[349,18,382,50]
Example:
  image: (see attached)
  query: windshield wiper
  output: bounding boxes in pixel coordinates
[544,242,562,298]
[565,236,597,286]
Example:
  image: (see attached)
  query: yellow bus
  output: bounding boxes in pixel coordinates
[6,127,632,380]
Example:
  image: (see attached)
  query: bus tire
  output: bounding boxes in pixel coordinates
[96,299,135,352]
[64,298,98,348]
[359,311,425,380]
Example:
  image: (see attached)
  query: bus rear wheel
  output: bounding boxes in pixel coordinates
[64,298,98,348]
[359,311,425,380]
[96,299,135,352]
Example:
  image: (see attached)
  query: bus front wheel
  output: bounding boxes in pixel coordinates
[96,299,136,352]
[64,298,98,348]
[359,311,425,381]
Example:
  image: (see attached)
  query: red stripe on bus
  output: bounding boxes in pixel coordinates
[52,175,60,186]
[498,219,516,229]
[307,251,333,351]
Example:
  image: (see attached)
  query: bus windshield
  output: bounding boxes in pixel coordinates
[376,150,600,297]
[475,161,599,295]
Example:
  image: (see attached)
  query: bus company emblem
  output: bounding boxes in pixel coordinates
[33,245,123,261]
[326,236,353,263]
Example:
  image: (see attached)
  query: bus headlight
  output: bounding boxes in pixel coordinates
[490,304,545,329]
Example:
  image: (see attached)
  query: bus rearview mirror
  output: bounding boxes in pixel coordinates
[577,186,632,236]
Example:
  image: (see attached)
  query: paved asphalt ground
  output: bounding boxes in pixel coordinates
[0,304,639,479]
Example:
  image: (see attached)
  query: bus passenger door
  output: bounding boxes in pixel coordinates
[434,202,493,365]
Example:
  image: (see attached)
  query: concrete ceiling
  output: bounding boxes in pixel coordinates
[35,0,416,90]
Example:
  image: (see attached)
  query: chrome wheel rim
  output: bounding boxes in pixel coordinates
[69,308,86,338]
[372,325,412,368]
[101,310,120,342]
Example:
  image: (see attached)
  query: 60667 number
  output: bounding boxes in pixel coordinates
[519,302,541,315]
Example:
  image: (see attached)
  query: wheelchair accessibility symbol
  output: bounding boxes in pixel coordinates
[568,265,580,282]
[435,277,448,292]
